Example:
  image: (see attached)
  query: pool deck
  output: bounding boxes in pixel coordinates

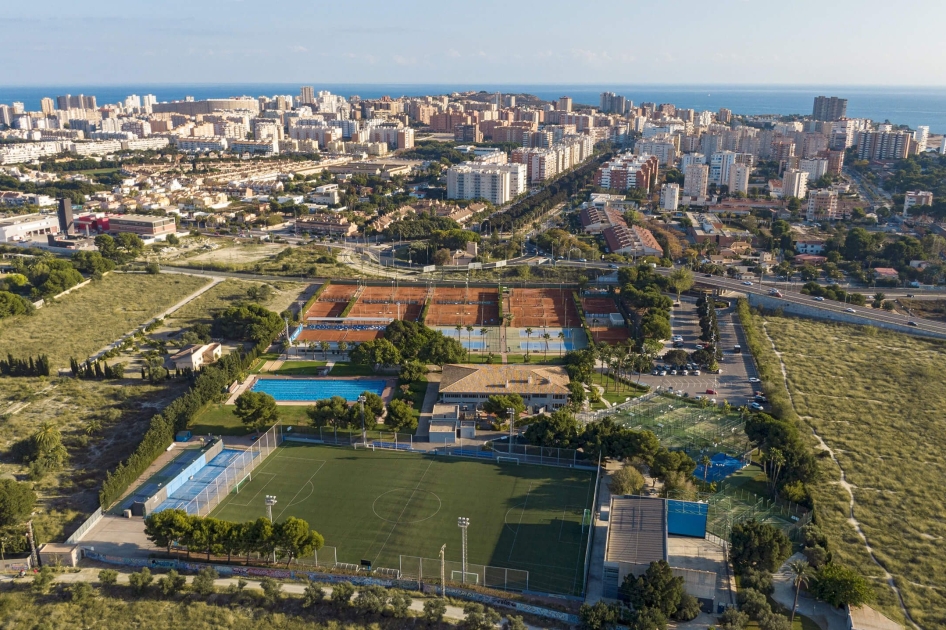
[227,374,397,405]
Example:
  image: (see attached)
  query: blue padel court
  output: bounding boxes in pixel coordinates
[252,377,387,402]
[154,448,263,514]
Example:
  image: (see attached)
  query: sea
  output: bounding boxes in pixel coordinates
[2,83,945,134]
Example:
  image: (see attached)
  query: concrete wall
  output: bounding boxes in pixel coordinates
[141,439,225,515]
[747,293,946,340]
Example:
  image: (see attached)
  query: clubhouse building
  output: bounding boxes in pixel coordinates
[438,364,571,414]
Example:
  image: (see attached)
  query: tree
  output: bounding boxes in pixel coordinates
[191,566,218,596]
[674,593,701,621]
[157,569,187,597]
[399,359,426,382]
[424,597,447,623]
[0,291,34,319]
[578,601,620,630]
[69,580,94,604]
[233,391,279,434]
[350,338,402,371]
[259,576,282,604]
[720,607,749,629]
[212,304,284,345]
[32,566,55,594]
[524,410,580,448]
[144,508,192,555]
[730,519,792,575]
[331,581,355,607]
[788,559,812,624]
[650,448,696,480]
[386,398,418,432]
[609,465,645,496]
[463,603,502,630]
[0,479,35,528]
[98,569,118,585]
[810,563,874,608]
[667,268,694,302]
[619,560,685,619]
[504,615,528,630]
[275,516,323,567]
[482,393,526,421]
[306,396,352,429]
[127,567,154,595]
[302,580,325,608]
[360,391,385,420]
[389,591,413,618]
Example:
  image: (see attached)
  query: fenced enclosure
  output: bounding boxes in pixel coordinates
[611,395,750,459]
[433,441,592,468]
[399,555,530,592]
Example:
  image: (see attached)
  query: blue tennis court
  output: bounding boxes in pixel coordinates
[154,448,263,514]
[252,377,386,402]
[519,341,575,351]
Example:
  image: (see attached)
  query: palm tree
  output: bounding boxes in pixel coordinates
[542,332,551,359]
[319,340,330,360]
[455,324,463,343]
[524,327,533,360]
[789,559,812,624]
[557,331,565,356]
[701,455,711,484]
[466,326,474,361]
[337,340,348,357]
[33,422,61,453]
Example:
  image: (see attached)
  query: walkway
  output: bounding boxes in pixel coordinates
[414,371,441,440]
[771,553,849,630]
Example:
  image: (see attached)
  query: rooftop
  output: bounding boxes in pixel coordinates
[439,364,570,396]
[605,495,668,565]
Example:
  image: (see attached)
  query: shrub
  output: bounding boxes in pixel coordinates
[69,581,94,604]
[353,585,387,615]
[32,566,55,594]
[424,598,447,623]
[302,580,324,608]
[719,607,749,630]
[157,570,186,597]
[331,581,354,607]
[259,577,281,604]
[389,591,412,618]
[191,567,218,596]
[127,567,153,595]
[98,569,118,585]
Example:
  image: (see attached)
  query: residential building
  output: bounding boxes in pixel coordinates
[296,213,358,237]
[557,96,573,112]
[167,343,222,371]
[795,239,825,255]
[709,151,737,186]
[782,169,808,199]
[446,163,526,205]
[309,184,341,206]
[799,158,828,181]
[299,86,315,105]
[680,153,705,169]
[683,164,709,198]
[594,153,659,191]
[229,138,279,155]
[727,164,751,194]
[914,126,929,153]
[600,92,628,114]
[635,140,676,165]
[660,183,680,211]
[812,96,847,121]
[602,224,664,258]
[438,364,571,413]
[856,130,912,160]
[806,190,839,221]
[903,191,933,215]
[174,137,229,152]
[40,98,55,115]
[579,206,626,234]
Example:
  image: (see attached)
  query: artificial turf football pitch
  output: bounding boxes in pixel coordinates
[210,442,596,596]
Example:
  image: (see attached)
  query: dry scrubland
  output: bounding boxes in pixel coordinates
[167,279,306,328]
[0,273,210,368]
[760,315,946,628]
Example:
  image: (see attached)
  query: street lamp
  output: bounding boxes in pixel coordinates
[358,395,367,445]
[265,495,278,562]
[457,517,470,583]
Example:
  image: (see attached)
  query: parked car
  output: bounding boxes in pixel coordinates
[748,377,760,384]
[705,389,718,395]
[680,370,688,376]
[692,369,701,376]
[670,369,677,375]
[749,402,765,411]
[659,370,667,376]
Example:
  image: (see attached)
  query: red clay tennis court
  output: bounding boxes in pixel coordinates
[347,287,428,322]
[508,288,580,328]
[305,285,357,319]
[425,287,500,326]
[589,327,631,344]
[581,297,621,316]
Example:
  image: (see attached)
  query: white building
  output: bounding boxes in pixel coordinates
[446,162,526,205]
[903,190,933,215]
[782,169,808,199]
[799,158,828,182]
[174,137,229,152]
[660,183,680,211]
[683,164,709,198]
[727,164,751,194]
[915,126,929,153]
[709,151,737,186]
[0,213,60,242]
[679,153,705,169]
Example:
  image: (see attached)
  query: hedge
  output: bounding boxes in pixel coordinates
[735,299,798,422]
[299,280,331,321]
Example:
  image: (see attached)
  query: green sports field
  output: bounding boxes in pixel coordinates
[210,443,596,596]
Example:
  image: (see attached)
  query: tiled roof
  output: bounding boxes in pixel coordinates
[439,364,570,395]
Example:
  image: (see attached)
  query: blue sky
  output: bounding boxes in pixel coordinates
[3,0,945,85]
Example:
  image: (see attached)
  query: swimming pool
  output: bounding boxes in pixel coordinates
[251,378,386,402]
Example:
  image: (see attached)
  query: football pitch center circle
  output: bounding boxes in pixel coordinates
[372,488,442,524]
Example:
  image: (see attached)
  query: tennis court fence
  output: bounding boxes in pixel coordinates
[398,555,529,593]
[174,424,284,517]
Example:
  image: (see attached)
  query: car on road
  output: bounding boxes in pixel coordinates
[907,321,919,326]
[705,389,718,395]
[609,264,618,269]
[845,307,856,313]
[748,377,760,384]
[704,273,713,277]
[749,402,765,411]
[671,335,684,342]
[813,296,825,301]
[755,395,768,403]
[906,294,915,298]
[742,281,753,286]
[578,258,587,262]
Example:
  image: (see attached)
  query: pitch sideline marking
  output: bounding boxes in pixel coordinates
[226,472,277,507]
[571,468,596,593]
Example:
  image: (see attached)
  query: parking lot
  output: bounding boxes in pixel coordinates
[632,297,760,406]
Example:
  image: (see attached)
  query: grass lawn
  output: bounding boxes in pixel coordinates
[271,361,328,376]
[0,272,210,368]
[503,354,566,365]
[167,278,304,328]
[190,404,314,436]
[328,362,377,377]
[759,314,946,627]
[211,443,595,595]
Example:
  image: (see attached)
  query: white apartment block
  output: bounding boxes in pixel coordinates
[709,151,737,185]
[660,183,680,211]
[806,189,839,222]
[446,163,526,205]
[903,190,933,215]
[798,158,828,181]
[635,139,677,165]
[782,169,808,199]
[683,164,709,198]
[727,164,751,194]
[680,153,705,169]
[914,126,929,152]
[174,137,229,152]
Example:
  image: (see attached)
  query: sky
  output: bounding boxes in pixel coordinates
[3,0,946,86]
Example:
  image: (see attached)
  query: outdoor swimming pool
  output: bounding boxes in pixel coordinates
[251,378,386,402]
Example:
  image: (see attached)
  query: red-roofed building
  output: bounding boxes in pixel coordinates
[602,224,663,257]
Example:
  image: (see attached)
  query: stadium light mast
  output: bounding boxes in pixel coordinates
[358,395,367,445]
[265,495,278,563]
[507,407,515,449]
[439,544,446,597]
[457,517,469,584]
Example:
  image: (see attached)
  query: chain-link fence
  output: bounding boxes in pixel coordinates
[489,442,590,467]
[398,555,529,592]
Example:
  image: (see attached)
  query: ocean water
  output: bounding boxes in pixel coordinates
[2,83,945,133]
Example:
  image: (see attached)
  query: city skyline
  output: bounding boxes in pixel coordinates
[3,0,946,86]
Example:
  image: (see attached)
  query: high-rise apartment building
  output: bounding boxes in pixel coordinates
[812,96,847,121]
[299,86,315,105]
[914,126,929,153]
[660,183,680,211]
[557,96,573,112]
[56,94,97,110]
[727,164,751,194]
[683,164,709,198]
[717,108,732,124]
[856,130,912,160]
[799,158,828,182]
[807,190,839,222]
[600,92,628,114]
[709,151,737,185]
[446,163,526,205]
[40,98,55,115]
[782,169,809,199]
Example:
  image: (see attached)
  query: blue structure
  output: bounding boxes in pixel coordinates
[252,377,386,402]
[667,499,708,538]
[696,452,748,483]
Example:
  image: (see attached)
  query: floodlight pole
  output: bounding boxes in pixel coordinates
[265,495,278,563]
[358,395,367,445]
[507,407,515,449]
[439,544,447,597]
[457,517,469,583]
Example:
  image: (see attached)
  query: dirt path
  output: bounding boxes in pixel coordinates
[759,319,920,630]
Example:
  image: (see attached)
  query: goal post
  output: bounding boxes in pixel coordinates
[233,472,251,494]
[496,456,520,465]
[451,570,479,584]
